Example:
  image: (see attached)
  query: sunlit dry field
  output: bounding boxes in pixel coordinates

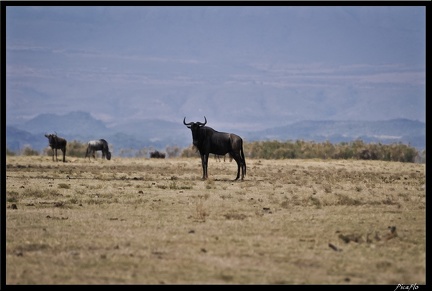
[5,155,426,285]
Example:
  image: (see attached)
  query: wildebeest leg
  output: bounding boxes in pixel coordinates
[240,149,246,179]
[201,153,209,180]
[62,148,66,163]
[234,156,241,180]
[231,152,244,181]
[54,148,58,162]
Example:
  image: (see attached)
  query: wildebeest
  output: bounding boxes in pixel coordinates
[183,116,246,180]
[85,139,111,160]
[44,133,67,162]
[150,150,166,159]
[215,154,233,162]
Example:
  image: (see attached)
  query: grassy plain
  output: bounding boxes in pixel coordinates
[5,155,426,285]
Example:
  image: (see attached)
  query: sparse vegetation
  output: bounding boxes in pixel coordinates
[5,156,425,284]
[8,139,424,163]
[242,139,422,163]
[6,148,17,156]
[180,145,200,158]
[58,183,71,189]
[21,146,39,156]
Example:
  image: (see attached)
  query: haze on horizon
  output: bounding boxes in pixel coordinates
[5,5,426,132]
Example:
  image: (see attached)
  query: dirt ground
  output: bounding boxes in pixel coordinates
[5,156,426,285]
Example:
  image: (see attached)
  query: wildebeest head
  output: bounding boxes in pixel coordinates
[183,116,207,147]
[44,133,57,145]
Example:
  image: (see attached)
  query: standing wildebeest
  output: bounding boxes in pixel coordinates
[85,139,111,160]
[183,116,246,181]
[44,133,67,162]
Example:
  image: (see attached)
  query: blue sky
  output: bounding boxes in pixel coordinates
[5,5,426,131]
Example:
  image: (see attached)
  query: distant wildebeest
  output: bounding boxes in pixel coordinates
[85,139,111,160]
[215,154,222,162]
[44,133,67,162]
[150,150,166,159]
[215,154,233,162]
[183,116,246,180]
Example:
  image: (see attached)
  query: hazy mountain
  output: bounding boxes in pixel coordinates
[6,111,425,156]
[6,126,49,153]
[6,7,425,130]
[246,119,425,150]
[7,111,191,154]
[19,111,111,136]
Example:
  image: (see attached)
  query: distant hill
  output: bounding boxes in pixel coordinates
[6,126,49,153]
[6,111,426,156]
[19,111,111,136]
[6,111,192,155]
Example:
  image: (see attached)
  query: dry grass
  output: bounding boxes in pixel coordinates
[5,156,426,285]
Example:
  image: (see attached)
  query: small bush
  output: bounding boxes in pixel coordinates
[21,146,39,156]
[66,140,89,158]
[181,146,200,158]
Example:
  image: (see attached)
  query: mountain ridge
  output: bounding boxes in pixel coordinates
[6,111,425,155]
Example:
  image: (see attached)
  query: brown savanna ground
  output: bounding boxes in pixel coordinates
[5,155,426,285]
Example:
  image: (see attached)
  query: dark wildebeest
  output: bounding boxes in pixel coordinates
[183,116,246,181]
[150,150,166,159]
[85,139,111,160]
[44,133,67,162]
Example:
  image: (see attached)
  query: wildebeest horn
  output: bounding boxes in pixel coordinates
[183,117,193,126]
[197,116,207,126]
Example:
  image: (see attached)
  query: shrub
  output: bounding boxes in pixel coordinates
[186,139,421,163]
[66,140,89,158]
[166,146,182,158]
[181,146,199,158]
[21,146,39,156]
